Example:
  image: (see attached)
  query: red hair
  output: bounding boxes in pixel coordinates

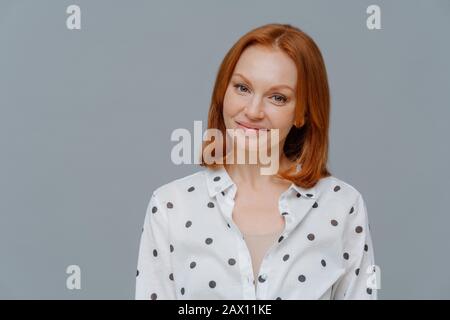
[199,23,331,188]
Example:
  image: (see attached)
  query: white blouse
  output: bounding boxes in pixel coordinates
[135,165,378,300]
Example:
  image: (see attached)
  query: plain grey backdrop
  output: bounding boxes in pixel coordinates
[1,0,449,299]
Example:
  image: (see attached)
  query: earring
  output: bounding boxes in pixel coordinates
[295,117,305,128]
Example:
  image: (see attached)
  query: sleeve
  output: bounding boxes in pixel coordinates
[331,192,379,300]
[135,192,177,300]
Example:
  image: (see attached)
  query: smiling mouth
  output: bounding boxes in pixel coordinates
[235,121,270,131]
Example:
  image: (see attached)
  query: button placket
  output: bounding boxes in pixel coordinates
[278,194,292,239]
[220,188,256,300]
[256,255,274,299]
[236,235,256,299]
[251,193,292,299]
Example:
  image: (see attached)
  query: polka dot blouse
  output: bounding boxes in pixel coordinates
[135,165,377,300]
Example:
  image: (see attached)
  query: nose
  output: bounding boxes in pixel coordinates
[244,96,264,120]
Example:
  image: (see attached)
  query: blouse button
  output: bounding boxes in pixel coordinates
[259,274,267,282]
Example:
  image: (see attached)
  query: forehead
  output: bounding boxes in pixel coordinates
[233,45,297,88]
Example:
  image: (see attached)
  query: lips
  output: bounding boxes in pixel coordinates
[235,121,270,131]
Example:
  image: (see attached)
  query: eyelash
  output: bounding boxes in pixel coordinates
[233,83,288,105]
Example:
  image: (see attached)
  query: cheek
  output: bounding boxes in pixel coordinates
[266,107,296,136]
[222,89,237,128]
[223,88,245,117]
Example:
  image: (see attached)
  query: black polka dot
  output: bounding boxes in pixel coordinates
[355,226,363,233]
[207,202,215,208]
[170,244,174,252]
[190,261,196,269]
[321,259,326,267]
[331,219,338,226]
[306,193,313,198]
[312,202,318,208]
[298,275,306,282]
[213,176,221,182]
[283,254,290,261]
[349,206,354,214]
[136,270,139,277]
[307,233,315,241]
[169,273,174,280]
[367,288,372,295]
[181,287,185,295]
[227,223,231,228]
[228,258,236,266]
[209,281,216,288]
[296,193,301,198]
[150,293,157,300]
[205,238,213,245]
[276,297,282,300]
[185,220,192,228]
[278,236,284,243]
[152,206,157,214]
[334,185,341,192]
[281,212,289,216]
[355,268,360,276]
[221,191,225,196]
[364,244,368,251]
[258,275,266,283]
[153,249,158,257]
[343,252,349,260]
[166,202,173,209]
[187,186,195,192]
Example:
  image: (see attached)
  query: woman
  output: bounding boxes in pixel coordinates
[135,23,378,300]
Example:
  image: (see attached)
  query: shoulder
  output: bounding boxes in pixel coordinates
[150,168,208,203]
[315,174,366,209]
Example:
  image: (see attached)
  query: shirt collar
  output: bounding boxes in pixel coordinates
[204,165,318,199]
[289,181,318,199]
[204,165,235,198]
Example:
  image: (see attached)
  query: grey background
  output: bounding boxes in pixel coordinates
[0,0,449,299]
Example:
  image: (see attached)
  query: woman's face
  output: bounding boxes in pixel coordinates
[222,45,297,158]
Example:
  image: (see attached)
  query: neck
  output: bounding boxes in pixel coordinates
[224,153,294,191]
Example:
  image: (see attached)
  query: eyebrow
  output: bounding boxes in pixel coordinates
[232,73,295,93]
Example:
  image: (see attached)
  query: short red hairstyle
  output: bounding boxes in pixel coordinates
[200,23,331,189]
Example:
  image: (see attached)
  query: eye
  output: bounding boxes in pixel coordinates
[271,94,288,105]
[234,83,250,94]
